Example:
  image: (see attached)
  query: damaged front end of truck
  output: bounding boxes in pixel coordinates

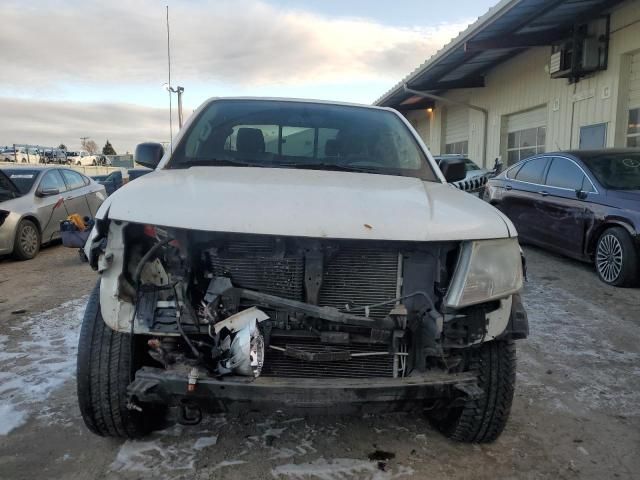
[82,215,527,435]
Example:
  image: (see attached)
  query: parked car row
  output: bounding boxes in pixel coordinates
[1,147,112,166]
[0,166,106,259]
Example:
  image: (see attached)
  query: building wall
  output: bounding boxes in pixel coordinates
[403,0,640,167]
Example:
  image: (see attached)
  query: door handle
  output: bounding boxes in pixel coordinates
[505,185,512,190]
[539,191,549,196]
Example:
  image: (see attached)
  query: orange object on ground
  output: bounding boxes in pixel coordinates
[66,214,86,231]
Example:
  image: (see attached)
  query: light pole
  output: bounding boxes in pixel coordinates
[165,85,185,129]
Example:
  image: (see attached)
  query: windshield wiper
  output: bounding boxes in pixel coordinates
[176,158,268,168]
[279,162,378,173]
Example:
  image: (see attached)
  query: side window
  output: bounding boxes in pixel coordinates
[514,158,548,184]
[60,169,86,190]
[39,170,67,193]
[545,157,584,190]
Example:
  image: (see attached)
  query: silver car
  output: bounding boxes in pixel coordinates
[0,166,106,259]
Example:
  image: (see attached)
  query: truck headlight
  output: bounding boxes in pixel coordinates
[445,238,523,308]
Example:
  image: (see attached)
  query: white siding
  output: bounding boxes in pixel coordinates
[444,106,469,144]
[629,51,640,109]
[507,107,547,132]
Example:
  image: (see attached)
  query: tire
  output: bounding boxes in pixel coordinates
[595,227,638,287]
[13,219,41,260]
[77,281,158,438]
[430,340,516,443]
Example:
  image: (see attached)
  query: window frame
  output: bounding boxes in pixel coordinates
[506,126,546,166]
[37,169,68,194]
[507,155,598,193]
[627,107,640,147]
[60,168,87,191]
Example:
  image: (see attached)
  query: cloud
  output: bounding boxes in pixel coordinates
[0,97,169,153]
[0,0,468,90]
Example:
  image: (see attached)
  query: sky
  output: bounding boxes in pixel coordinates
[0,0,496,153]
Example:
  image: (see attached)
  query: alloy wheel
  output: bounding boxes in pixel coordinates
[596,234,623,283]
[19,224,38,256]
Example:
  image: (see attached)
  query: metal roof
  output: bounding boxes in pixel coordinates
[375,0,626,108]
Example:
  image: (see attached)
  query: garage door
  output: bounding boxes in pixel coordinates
[506,106,547,165]
[626,51,640,147]
[444,106,469,154]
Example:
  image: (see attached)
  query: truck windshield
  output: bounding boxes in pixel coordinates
[169,100,437,181]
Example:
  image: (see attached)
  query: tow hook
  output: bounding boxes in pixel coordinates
[177,401,202,425]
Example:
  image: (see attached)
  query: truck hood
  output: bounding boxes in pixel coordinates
[99,167,514,241]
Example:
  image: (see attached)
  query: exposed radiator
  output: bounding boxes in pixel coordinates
[319,246,399,320]
[205,237,305,300]
[204,237,401,318]
[262,339,394,378]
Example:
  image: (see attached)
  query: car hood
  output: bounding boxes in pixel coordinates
[99,167,514,241]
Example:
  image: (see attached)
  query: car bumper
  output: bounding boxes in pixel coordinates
[129,367,479,414]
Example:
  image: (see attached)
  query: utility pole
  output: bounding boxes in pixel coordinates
[80,137,90,150]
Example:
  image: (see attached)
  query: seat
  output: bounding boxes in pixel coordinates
[236,128,266,154]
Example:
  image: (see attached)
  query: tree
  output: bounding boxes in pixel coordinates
[58,143,67,150]
[82,139,99,155]
[102,140,117,155]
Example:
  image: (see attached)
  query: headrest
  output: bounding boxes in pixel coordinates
[236,128,265,154]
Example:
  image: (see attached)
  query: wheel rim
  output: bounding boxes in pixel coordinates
[596,234,623,283]
[19,225,38,256]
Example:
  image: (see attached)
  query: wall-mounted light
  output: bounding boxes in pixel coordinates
[426,107,433,113]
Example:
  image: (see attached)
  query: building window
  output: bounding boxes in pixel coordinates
[627,108,640,147]
[507,126,545,165]
[445,140,468,155]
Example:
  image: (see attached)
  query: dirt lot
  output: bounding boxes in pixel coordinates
[0,243,639,480]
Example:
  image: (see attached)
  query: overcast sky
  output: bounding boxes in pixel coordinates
[0,0,495,153]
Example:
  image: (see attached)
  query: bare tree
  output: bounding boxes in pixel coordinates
[82,139,99,155]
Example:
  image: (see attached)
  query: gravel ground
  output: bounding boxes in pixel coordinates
[0,243,639,480]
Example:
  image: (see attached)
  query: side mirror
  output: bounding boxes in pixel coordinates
[576,189,588,200]
[438,158,467,183]
[38,187,60,197]
[135,142,164,169]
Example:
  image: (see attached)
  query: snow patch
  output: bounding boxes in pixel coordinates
[193,435,218,450]
[271,457,414,480]
[0,297,86,435]
[0,404,28,435]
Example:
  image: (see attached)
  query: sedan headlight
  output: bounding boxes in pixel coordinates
[445,238,523,308]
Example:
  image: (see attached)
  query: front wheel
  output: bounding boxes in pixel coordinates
[13,219,41,260]
[429,340,516,443]
[595,227,638,287]
[77,281,160,438]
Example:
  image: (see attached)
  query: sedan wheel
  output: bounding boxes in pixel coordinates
[595,227,638,287]
[14,220,41,260]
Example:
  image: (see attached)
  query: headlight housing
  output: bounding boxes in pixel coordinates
[445,238,523,308]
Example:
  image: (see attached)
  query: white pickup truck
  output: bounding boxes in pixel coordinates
[67,150,98,166]
[78,97,528,443]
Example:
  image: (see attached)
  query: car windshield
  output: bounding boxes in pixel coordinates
[581,153,640,190]
[169,100,437,181]
[463,158,481,171]
[1,168,39,194]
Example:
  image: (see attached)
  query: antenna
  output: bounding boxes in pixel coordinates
[166,5,173,154]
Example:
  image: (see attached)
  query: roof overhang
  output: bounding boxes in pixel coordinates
[375,0,626,108]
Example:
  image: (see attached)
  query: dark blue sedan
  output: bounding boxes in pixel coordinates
[485,149,640,286]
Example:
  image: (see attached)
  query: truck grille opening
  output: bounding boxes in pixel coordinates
[205,237,400,318]
[262,338,394,378]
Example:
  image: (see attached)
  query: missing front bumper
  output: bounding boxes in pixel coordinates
[128,366,479,414]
